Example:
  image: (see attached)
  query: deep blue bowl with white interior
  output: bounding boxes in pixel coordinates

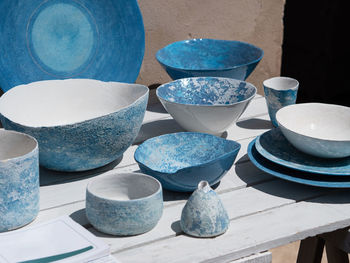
[0,79,149,171]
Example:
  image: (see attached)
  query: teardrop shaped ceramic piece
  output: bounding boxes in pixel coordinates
[180,181,229,237]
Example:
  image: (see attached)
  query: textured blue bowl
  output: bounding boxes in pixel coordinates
[86,172,163,236]
[156,77,257,135]
[156,39,263,80]
[134,132,241,192]
[0,79,149,171]
[0,0,145,92]
[0,130,39,232]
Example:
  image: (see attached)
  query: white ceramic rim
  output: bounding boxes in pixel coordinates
[0,129,38,162]
[276,103,350,142]
[0,79,149,128]
[156,77,257,107]
[263,76,299,91]
[86,172,162,203]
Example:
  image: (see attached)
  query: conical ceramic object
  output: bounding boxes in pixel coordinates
[180,181,229,237]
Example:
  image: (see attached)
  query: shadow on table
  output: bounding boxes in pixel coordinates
[235,154,350,204]
[236,118,273,130]
[134,119,186,145]
[40,155,123,186]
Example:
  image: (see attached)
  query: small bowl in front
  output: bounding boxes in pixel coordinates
[134,132,241,192]
[86,172,163,236]
[0,129,39,232]
[156,39,263,80]
[0,79,149,171]
[276,103,350,158]
[156,77,256,135]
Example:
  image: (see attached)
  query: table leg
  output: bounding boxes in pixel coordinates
[297,236,325,263]
[325,241,349,263]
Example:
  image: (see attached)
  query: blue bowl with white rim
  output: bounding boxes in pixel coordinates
[86,172,163,236]
[156,77,257,135]
[134,132,241,192]
[0,79,149,171]
[156,39,263,80]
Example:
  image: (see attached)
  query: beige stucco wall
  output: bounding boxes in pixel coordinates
[136,0,285,96]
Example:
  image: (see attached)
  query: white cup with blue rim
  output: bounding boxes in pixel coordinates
[263,76,299,127]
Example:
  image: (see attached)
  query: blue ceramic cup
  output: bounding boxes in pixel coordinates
[0,130,39,232]
[263,77,299,127]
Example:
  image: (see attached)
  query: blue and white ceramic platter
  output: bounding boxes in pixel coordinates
[248,138,350,188]
[0,0,145,92]
[134,132,241,192]
[255,128,350,176]
[156,39,263,80]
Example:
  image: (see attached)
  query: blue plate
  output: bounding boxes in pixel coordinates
[248,138,350,188]
[134,132,241,192]
[255,128,350,176]
[156,39,263,81]
[0,0,145,92]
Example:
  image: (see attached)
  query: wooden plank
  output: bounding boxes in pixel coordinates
[230,252,271,263]
[112,190,349,263]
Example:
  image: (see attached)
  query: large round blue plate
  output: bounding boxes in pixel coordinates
[248,138,350,188]
[255,128,350,176]
[0,0,145,92]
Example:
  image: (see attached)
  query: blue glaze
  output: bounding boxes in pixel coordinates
[256,128,350,176]
[157,77,256,106]
[0,0,145,92]
[180,181,229,237]
[0,130,39,232]
[156,39,263,80]
[0,82,149,172]
[263,82,298,127]
[248,139,350,188]
[134,132,241,192]
[86,173,163,236]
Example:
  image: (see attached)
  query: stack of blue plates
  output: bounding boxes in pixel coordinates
[248,128,350,188]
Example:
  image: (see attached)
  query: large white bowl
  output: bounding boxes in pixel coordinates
[0,79,149,171]
[276,103,350,158]
[156,77,256,135]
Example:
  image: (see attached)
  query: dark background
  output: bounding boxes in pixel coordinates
[281,0,348,106]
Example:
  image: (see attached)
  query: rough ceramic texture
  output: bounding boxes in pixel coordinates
[156,77,256,135]
[276,103,350,158]
[86,173,163,236]
[0,79,149,171]
[263,77,299,127]
[180,181,229,237]
[248,139,350,188]
[156,39,263,81]
[0,130,39,232]
[134,132,240,192]
[0,0,144,92]
[256,128,350,175]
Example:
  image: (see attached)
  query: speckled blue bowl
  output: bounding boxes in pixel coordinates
[0,129,39,232]
[156,39,263,80]
[134,132,241,192]
[86,172,163,236]
[0,79,149,171]
[156,77,257,135]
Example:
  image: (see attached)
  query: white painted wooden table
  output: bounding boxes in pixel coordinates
[32,94,350,262]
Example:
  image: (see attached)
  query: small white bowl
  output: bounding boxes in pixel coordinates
[276,103,350,158]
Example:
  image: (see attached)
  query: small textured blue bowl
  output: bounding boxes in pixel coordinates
[134,132,241,192]
[0,129,39,232]
[0,79,149,171]
[156,77,257,135]
[156,39,263,80]
[86,172,163,236]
